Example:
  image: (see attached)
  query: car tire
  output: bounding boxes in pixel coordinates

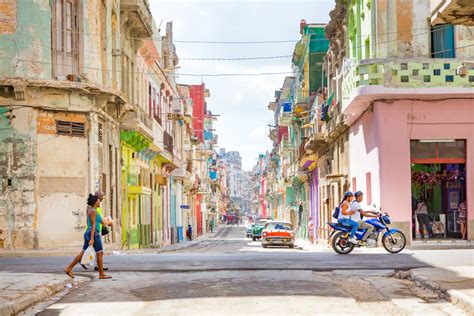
[262,244,267,248]
[289,244,295,248]
[252,237,256,241]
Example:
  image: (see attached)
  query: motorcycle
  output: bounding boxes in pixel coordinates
[328,212,406,254]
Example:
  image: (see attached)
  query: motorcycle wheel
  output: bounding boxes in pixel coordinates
[331,231,355,255]
[382,231,406,253]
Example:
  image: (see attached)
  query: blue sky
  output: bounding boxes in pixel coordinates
[150,0,334,170]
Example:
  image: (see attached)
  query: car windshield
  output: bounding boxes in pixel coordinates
[255,220,267,226]
[265,222,292,230]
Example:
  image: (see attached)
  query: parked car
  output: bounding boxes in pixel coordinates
[261,221,295,248]
[252,219,270,241]
[246,223,254,238]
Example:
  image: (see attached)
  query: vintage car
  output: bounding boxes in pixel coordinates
[246,223,254,238]
[261,221,295,248]
[251,219,271,241]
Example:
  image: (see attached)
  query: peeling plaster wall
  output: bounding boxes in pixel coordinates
[454,25,474,58]
[373,0,474,59]
[0,0,52,79]
[0,107,37,249]
[36,110,88,248]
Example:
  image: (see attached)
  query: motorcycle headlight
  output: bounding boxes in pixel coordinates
[383,215,391,224]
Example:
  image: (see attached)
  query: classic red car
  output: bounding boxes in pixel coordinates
[261,221,295,248]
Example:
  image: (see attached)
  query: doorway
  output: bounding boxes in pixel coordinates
[410,140,467,239]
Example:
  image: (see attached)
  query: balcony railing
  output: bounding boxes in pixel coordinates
[342,58,473,119]
[164,130,174,154]
[127,165,140,186]
[343,58,473,101]
[121,105,153,139]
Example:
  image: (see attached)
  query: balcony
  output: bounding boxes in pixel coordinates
[304,132,328,155]
[431,0,474,26]
[342,58,474,124]
[164,130,174,154]
[120,0,153,38]
[293,88,309,114]
[280,135,295,152]
[121,105,153,140]
[172,163,192,181]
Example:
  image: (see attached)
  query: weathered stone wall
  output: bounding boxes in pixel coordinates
[0,107,37,249]
[0,0,52,78]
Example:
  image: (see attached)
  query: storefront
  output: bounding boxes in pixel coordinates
[410,140,466,239]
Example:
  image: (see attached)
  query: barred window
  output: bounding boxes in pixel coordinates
[56,120,85,137]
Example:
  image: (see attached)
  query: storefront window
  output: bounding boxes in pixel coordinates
[410,141,436,159]
[438,140,465,158]
[411,140,466,160]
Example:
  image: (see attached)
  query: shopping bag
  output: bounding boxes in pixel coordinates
[81,246,96,267]
[432,221,445,235]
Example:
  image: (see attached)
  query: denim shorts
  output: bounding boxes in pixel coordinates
[82,230,103,253]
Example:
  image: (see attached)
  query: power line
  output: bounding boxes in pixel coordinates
[0,17,452,45]
[1,42,471,78]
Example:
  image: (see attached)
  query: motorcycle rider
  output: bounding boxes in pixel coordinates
[338,191,359,244]
[351,191,379,246]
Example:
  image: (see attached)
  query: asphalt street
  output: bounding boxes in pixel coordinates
[2,226,472,315]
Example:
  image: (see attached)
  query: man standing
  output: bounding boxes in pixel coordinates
[351,191,378,245]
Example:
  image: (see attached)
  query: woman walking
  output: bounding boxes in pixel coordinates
[65,194,112,279]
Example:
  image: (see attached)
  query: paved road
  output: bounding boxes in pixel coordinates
[3,226,473,315]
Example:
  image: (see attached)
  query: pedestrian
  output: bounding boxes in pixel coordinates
[210,218,215,233]
[457,200,467,240]
[416,199,433,238]
[298,202,304,226]
[65,194,112,280]
[81,191,109,272]
[187,224,193,241]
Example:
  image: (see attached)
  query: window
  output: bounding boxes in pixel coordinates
[148,84,152,116]
[98,122,103,142]
[352,177,357,192]
[52,0,79,77]
[56,120,85,137]
[431,24,454,58]
[365,172,372,205]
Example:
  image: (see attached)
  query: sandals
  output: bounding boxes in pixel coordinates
[99,275,112,280]
[64,270,74,278]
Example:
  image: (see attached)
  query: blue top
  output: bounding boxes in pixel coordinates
[86,208,103,233]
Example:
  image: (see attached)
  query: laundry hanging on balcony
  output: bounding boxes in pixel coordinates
[320,92,334,123]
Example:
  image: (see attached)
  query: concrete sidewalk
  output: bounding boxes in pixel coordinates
[402,266,474,315]
[0,227,226,315]
[0,227,225,258]
[0,272,88,316]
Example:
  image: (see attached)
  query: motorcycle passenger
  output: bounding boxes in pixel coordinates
[338,191,359,244]
[352,191,379,246]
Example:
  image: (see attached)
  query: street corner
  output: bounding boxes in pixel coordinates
[0,272,89,316]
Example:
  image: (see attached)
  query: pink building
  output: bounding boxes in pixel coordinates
[321,0,473,243]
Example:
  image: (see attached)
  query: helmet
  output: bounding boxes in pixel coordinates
[354,191,364,197]
[343,191,353,198]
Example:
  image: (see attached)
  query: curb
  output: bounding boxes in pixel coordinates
[0,276,77,316]
[403,271,474,315]
[0,228,225,258]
